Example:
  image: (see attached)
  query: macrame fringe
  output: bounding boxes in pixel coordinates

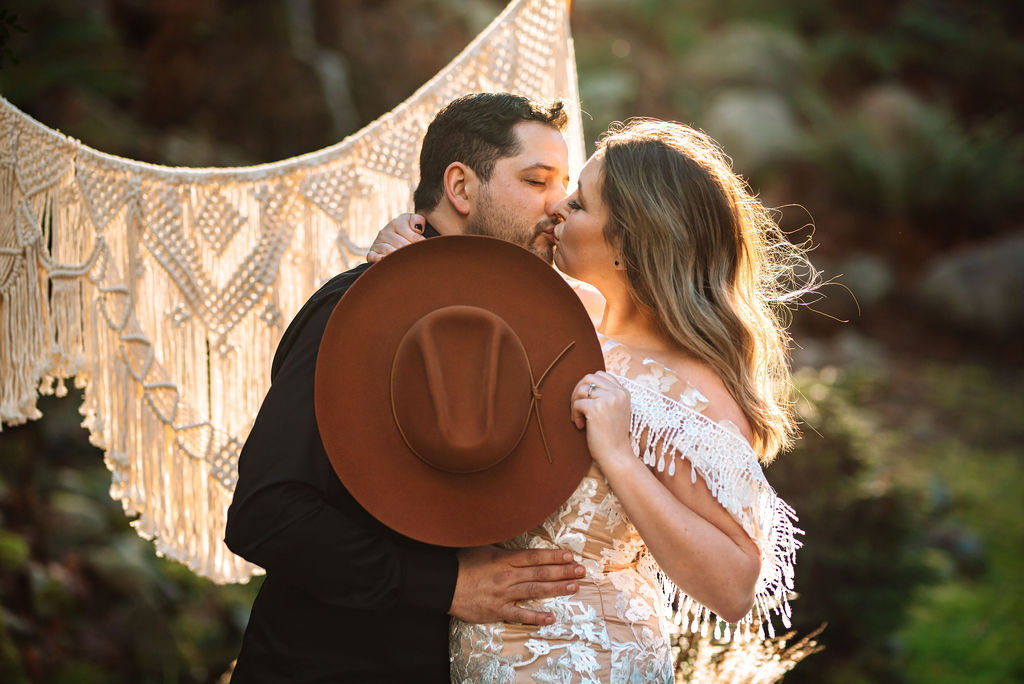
[617,375,802,643]
[0,0,585,582]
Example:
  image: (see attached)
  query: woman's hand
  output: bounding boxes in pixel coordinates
[365,213,426,263]
[570,371,633,468]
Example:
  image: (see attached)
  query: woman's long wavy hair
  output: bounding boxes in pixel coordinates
[597,119,816,462]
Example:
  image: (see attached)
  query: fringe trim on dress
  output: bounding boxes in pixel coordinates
[616,374,801,642]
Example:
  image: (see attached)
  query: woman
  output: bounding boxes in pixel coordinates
[370,119,810,682]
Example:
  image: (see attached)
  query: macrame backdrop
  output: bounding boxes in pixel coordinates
[0,0,586,583]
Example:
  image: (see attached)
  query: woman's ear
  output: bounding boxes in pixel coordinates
[443,162,477,216]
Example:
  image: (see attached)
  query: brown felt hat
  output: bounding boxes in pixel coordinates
[315,235,604,547]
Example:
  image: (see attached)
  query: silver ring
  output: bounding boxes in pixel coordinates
[587,383,597,399]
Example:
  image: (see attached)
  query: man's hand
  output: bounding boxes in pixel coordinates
[365,213,427,263]
[449,546,585,626]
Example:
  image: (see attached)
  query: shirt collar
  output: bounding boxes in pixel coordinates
[422,221,441,238]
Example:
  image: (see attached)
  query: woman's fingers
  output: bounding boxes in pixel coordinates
[366,213,427,263]
[570,376,595,429]
[570,373,612,429]
[400,213,427,238]
[366,244,394,263]
[570,372,633,460]
[366,234,403,263]
[570,398,587,430]
[378,230,414,250]
[572,373,620,403]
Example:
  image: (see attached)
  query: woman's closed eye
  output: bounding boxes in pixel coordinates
[568,199,582,211]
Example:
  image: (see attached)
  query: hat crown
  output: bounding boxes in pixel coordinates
[391,305,533,474]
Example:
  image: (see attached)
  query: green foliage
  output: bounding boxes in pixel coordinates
[891,366,1024,684]
[899,449,1024,684]
[0,7,26,70]
[809,97,1024,234]
[763,360,1024,683]
[0,531,28,571]
[0,389,261,684]
[768,366,933,683]
[0,0,140,103]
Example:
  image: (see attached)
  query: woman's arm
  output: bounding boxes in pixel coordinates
[570,371,761,623]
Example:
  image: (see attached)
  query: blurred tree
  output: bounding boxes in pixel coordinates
[0,390,260,684]
[769,367,934,683]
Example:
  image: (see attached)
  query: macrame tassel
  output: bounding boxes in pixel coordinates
[0,138,45,425]
[0,242,48,426]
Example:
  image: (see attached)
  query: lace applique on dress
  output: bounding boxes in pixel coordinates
[449,334,801,682]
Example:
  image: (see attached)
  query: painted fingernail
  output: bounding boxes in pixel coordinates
[563,552,573,562]
[575,566,585,577]
[567,583,578,592]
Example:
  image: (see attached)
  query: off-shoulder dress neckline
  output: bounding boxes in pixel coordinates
[596,331,748,443]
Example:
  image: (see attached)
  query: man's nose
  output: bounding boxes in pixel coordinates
[547,194,568,222]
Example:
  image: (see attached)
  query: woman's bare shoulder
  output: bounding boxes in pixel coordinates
[661,353,754,444]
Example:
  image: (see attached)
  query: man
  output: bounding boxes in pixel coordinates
[225,93,583,683]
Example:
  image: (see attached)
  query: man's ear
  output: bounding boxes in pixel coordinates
[443,162,477,216]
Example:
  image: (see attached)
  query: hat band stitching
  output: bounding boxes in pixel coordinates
[389,339,577,474]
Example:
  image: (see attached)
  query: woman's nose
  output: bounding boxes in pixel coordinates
[548,195,569,221]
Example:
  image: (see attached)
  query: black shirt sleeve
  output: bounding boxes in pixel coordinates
[225,263,458,614]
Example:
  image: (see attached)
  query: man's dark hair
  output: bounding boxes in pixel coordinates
[413,93,568,211]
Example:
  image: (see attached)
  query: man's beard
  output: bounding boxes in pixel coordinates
[466,190,554,264]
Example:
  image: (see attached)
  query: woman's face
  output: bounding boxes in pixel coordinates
[552,155,618,288]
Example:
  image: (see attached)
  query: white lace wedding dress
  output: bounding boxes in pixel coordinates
[450,335,800,683]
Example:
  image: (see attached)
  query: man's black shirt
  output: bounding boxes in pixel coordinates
[226,226,459,683]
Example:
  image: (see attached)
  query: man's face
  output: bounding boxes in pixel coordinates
[465,121,570,263]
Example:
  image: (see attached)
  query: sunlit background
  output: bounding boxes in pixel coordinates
[1,1,1021,682]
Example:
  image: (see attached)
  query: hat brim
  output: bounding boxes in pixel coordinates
[315,235,604,547]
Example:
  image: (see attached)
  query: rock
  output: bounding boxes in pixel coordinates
[917,232,1024,336]
[702,89,803,172]
[680,24,806,93]
[791,337,828,370]
[832,329,889,372]
[856,85,934,148]
[813,85,934,213]
[791,330,888,373]
[839,252,896,310]
[579,68,638,113]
